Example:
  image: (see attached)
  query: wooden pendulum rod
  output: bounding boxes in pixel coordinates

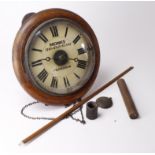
[21,66,134,144]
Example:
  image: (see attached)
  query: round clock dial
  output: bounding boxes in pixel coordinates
[25,19,95,95]
[13,9,100,105]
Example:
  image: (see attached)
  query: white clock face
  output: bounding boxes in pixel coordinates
[25,18,95,95]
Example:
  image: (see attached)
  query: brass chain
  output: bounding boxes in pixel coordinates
[21,100,86,124]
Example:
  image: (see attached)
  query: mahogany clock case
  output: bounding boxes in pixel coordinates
[13,8,100,105]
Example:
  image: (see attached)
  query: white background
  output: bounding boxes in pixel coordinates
[0,1,155,153]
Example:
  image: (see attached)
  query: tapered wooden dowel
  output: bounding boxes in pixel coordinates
[117,78,139,119]
[21,66,134,144]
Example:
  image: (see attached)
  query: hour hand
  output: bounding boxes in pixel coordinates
[31,57,52,67]
[41,57,52,62]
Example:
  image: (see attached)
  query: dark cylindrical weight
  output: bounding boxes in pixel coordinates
[117,79,139,119]
[86,101,98,120]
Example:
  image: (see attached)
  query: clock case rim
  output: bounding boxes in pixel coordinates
[13,8,100,105]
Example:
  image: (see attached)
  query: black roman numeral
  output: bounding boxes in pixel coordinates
[32,48,42,52]
[73,35,80,44]
[74,73,80,79]
[31,60,42,67]
[77,60,87,69]
[51,77,58,88]
[63,77,70,87]
[77,48,86,55]
[39,33,48,43]
[37,69,48,82]
[50,26,58,37]
[64,27,68,38]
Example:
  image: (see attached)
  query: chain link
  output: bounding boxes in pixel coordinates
[21,100,86,124]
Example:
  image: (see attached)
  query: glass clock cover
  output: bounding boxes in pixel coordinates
[24,18,95,95]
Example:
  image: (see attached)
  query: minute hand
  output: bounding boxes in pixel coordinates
[68,58,78,62]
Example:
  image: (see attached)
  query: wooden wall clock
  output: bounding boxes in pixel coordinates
[12,8,100,105]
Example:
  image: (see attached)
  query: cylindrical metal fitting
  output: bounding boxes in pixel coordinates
[96,97,113,108]
[86,101,98,120]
